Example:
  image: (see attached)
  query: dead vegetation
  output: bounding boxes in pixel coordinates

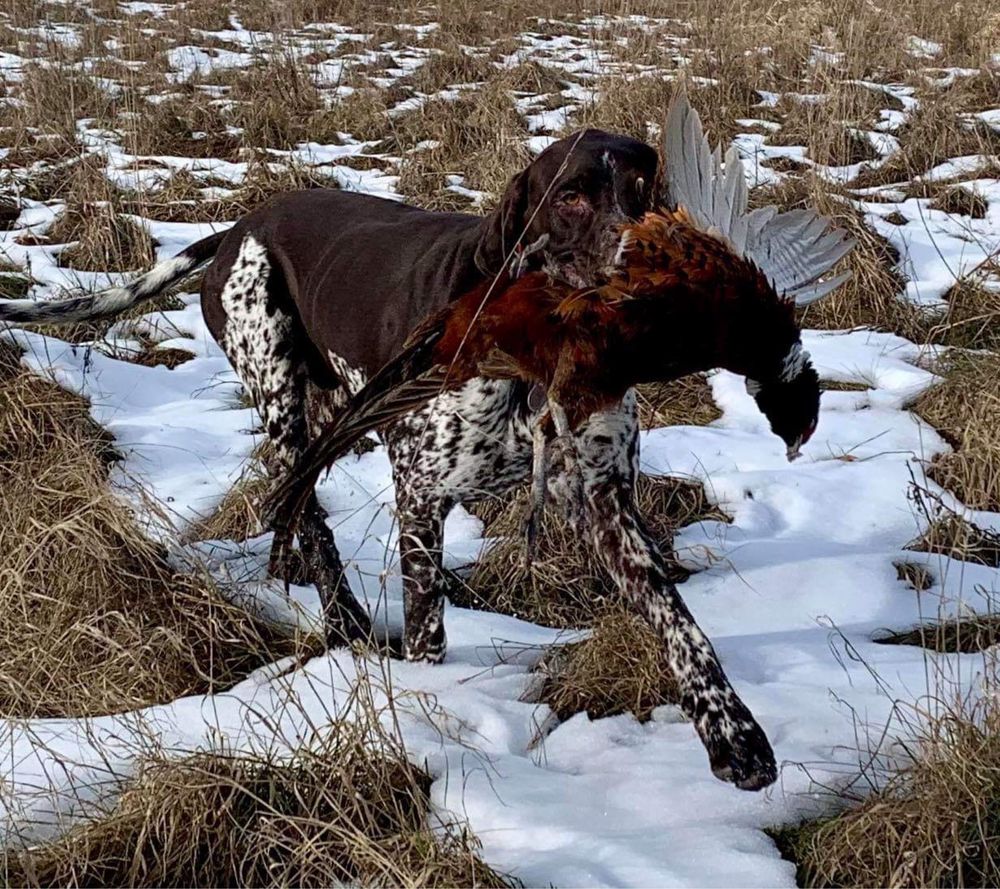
[636,374,721,429]
[461,473,725,629]
[774,695,1000,888]
[533,607,680,722]
[912,351,1000,513]
[852,98,1000,188]
[4,713,509,888]
[2,0,1000,881]
[191,461,271,543]
[877,615,1000,653]
[392,84,532,210]
[0,340,311,719]
[49,203,156,272]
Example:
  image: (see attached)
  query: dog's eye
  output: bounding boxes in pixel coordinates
[558,191,584,205]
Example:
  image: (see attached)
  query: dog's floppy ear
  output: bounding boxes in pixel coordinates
[474,168,530,275]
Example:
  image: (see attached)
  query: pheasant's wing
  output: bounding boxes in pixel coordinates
[662,88,854,305]
[266,325,450,537]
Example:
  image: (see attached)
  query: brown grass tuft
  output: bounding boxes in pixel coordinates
[851,99,1000,188]
[894,559,934,592]
[908,510,1000,569]
[461,474,725,628]
[570,73,675,144]
[636,374,721,430]
[768,84,887,167]
[876,615,1000,653]
[0,341,309,719]
[5,717,509,888]
[533,606,680,722]
[912,351,1000,512]
[391,85,531,210]
[191,463,271,543]
[226,52,327,149]
[927,185,990,218]
[779,179,920,337]
[49,203,156,273]
[924,277,1000,350]
[13,63,118,138]
[777,697,1000,887]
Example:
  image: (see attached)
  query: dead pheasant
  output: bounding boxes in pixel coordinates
[268,91,854,545]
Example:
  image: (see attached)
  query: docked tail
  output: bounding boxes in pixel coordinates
[0,229,227,324]
[663,89,854,305]
[267,325,451,540]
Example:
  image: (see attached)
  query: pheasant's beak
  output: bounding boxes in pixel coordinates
[786,419,817,462]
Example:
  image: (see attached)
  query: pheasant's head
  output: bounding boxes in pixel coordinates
[745,343,820,461]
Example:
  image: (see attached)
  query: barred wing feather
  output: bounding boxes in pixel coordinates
[663,90,854,305]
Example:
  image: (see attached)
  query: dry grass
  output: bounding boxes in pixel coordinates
[752,176,922,338]
[3,0,1000,878]
[461,474,726,628]
[533,607,680,722]
[49,203,156,273]
[908,510,1000,568]
[11,63,118,138]
[877,615,1000,653]
[391,83,531,210]
[636,374,721,429]
[120,93,242,160]
[926,277,1000,350]
[4,715,509,888]
[912,351,1000,512]
[852,98,1000,188]
[895,559,934,592]
[927,185,990,219]
[226,53,329,150]
[774,696,1000,888]
[0,340,310,719]
[192,462,272,543]
[767,83,890,166]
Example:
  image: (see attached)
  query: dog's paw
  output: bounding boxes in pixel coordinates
[703,713,777,792]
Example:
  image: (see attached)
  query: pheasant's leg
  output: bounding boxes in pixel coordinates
[522,413,549,568]
[549,400,586,529]
[567,394,777,791]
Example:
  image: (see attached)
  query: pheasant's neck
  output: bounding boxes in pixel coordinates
[712,286,803,384]
[622,281,802,387]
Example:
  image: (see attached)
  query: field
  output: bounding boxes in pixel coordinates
[0,0,999,886]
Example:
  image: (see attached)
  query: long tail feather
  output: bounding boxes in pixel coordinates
[663,88,854,305]
[266,327,450,540]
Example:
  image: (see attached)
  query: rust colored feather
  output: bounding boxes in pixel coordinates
[267,210,796,534]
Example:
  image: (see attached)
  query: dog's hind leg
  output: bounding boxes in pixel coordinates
[214,234,371,646]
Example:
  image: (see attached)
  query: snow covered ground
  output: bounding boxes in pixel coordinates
[1,5,999,887]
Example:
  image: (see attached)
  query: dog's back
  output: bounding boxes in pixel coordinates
[199,188,487,377]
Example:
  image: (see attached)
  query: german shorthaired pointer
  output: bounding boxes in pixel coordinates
[1,87,852,789]
[0,128,659,648]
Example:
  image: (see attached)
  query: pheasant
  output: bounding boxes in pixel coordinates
[267,90,854,547]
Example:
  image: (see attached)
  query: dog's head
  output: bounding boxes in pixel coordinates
[475,130,658,287]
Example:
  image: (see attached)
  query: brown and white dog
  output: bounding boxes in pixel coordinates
[2,89,848,790]
[0,129,659,648]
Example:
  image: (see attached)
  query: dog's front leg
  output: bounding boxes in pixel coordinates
[397,497,449,663]
[566,397,777,791]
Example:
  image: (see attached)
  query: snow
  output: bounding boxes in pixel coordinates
[2,7,1000,887]
[3,246,997,885]
[166,45,255,81]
